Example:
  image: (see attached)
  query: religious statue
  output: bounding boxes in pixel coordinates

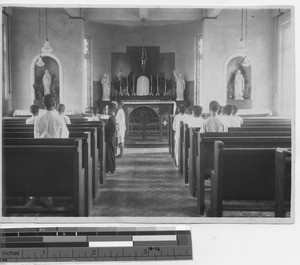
[101,74,111,101]
[42,69,52,95]
[234,69,245,100]
[174,70,185,101]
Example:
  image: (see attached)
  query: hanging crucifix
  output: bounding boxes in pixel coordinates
[137,46,148,75]
[136,18,150,75]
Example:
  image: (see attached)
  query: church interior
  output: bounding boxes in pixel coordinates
[1,6,294,219]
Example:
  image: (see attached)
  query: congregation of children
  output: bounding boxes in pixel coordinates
[172,100,243,165]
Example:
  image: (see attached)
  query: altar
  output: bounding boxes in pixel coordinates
[122,100,176,143]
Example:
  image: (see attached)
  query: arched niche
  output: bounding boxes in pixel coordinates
[225,55,253,109]
[30,54,63,108]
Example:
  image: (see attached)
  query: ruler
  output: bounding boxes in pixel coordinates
[0,226,192,262]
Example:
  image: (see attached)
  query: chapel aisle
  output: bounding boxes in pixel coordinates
[90,147,198,217]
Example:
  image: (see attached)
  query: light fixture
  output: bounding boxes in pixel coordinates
[36,8,44,67]
[41,8,53,54]
[242,9,251,67]
[237,9,246,52]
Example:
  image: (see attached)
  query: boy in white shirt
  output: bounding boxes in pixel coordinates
[115,100,126,158]
[188,105,205,132]
[173,104,187,166]
[25,104,39,124]
[57,103,71,124]
[88,106,101,121]
[204,101,226,132]
[34,94,69,138]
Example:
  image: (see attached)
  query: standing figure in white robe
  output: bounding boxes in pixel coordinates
[101,74,111,101]
[42,69,52,95]
[174,70,185,101]
[116,100,126,158]
[234,69,245,100]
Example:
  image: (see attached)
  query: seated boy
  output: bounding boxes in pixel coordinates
[88,106,101,121]
[232,104,243,126]
[188,105,205,132]
[25,104,39,124]
[57,103,71,124]
[204,101,226,132]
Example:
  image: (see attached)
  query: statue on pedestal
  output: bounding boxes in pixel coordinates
[234,69,245,100]
[42,69,52,95]
[101,74,111,101]
[174,70,185,101]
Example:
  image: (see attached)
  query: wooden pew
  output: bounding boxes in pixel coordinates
[169,115,175,157]
[182,123,189,183]
[3,141,85,216]
[229,126,291,132]
[209,141,277,217]
[178,121,184,173]
[275,148,292,217]
[3,124,102,195]
[68,120,106,184]
[3,121,105,184]
[196,133,291,215]
[3,130,94,214]
[188,127,200,197]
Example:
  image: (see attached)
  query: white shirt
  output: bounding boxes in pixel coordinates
[26,116,37,124]
[173,113,188,139]
[59,114,71,124]
[34,110,69,138]
[188,116,205,132]
[116,108,126,133]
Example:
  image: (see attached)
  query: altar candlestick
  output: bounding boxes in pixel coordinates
[132,74,135,95]
[156,74,159,96]
[163,75,167,96]
[150,75,153,96]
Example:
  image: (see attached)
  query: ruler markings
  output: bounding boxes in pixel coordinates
[0,227,192,262]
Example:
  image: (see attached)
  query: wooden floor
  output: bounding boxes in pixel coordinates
[90,147,198,217]
[90,147,283,218]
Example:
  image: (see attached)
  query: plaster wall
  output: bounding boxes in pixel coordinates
[201,9,276,112]
[10,8,84,112]
[85,20,202,82]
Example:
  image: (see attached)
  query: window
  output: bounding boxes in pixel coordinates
[2,12,11,112]
[277,11,294,117]
[195,35,203,105]
[84,35,92,108]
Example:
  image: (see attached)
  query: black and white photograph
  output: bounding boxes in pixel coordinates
[1,4,295,221]
[1,1,299,264]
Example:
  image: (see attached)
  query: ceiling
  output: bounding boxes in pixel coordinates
[65,8,223,27]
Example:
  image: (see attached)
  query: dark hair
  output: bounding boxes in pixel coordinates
[43,94,56,110]
[117,99,124,108]
[92,106,99,115]
[224,105,234,116]
[187,106,194,115]
[178,104,186,115]
[232,105,238,115]
[217,106,223,115]
[108,102,117,115]
[57,103,65,113]
[193,105,203,117]
[209,101,220,113]
[30,104,39,115]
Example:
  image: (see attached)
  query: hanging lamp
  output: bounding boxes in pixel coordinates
[242,9,251,67]
[36,8,45,67]
[237,9,246,52]
[41,8,53,54]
